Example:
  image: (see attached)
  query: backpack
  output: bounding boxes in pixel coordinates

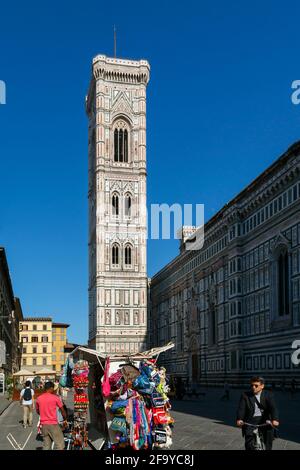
[23,388,32,401]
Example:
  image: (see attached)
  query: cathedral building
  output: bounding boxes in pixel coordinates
[86,55,150,354]
[149,141,300,386]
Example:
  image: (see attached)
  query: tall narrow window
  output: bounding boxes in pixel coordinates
[114,129,118,161]
[210,309,216,345]
[278,250,289,316]
[112,244,119,266]
[125,245,132,265]
[118,129,124,162]
[124,130,128,162]
[125,194,132,217]
[113,121,129,162]
[112,194,119,216]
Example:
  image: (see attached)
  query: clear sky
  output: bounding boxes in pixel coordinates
[1,0,300,344]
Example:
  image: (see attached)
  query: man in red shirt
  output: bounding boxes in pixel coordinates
[36,381,67,450]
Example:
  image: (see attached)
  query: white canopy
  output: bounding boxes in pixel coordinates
[69,342,175,363]
[35,368,56,375]
[13,368,33,377]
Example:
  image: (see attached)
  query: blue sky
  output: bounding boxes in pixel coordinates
[1,0,300,344]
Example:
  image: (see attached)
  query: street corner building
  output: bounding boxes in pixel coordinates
[0,247,23,376]
[86,55,150,355]
[149,141,300,386]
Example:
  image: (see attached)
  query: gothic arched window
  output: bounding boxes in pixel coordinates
[112,193,119,216]
[125,245,132,266]
[270,240,291,324]
[112,244,119,266]
[105,311,111,325]
[114,129,118,161]
[114,121,129,163]
[125,194,132,217]
[124,130,128,162]
[278,249,289,316]
[118,129,124,162]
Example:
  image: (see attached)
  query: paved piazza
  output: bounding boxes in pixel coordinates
[0,388,299,450]
[171,388,300,450]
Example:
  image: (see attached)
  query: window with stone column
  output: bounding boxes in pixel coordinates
[112,193,119,217]
[113,120,129,163]
[124,193,132,218]
[278,249,289,316]
[124,244,132,267]
[270,239,291,324]
[112,244,120,268]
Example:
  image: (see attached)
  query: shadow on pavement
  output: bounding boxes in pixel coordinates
[171,388,300,446]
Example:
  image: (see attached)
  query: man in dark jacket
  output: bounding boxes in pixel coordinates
[236,376,279,450]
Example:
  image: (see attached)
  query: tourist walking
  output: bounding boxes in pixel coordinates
[20,380,35,428]
[35,381,67,450]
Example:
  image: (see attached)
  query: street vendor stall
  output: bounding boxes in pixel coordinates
[68,342,175,450]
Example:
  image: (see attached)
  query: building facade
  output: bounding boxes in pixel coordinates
[149,141,300,386]
[19,318,52,373]
[86,55,150,354]
[0,248,22,375]
[52,322,69,373]
[12,298,23,372]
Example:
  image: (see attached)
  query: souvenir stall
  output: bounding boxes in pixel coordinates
[69,342,175,450]
[72,360,89,449]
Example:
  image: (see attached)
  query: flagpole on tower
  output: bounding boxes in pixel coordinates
[114,25,117,58]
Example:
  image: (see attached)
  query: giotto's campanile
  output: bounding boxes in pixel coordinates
[86,54,150,354]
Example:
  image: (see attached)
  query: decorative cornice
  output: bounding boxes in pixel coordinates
[92,55,150,85]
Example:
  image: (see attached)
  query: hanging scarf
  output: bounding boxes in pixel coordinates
[102,357,111,397]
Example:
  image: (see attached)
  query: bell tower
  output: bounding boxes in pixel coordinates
[86,54,150,354]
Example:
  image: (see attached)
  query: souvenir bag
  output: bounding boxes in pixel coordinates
[151,391,165,407]
[111,416,127,435]
[133,374,155,395]
[139,362,154,378]
[59,358,69,387]
[152,407,168,425]
[153,429,167,444]
[109,370,124,391]
[110,399,129,416]
[102,357,111,397]
[152,372,161,386]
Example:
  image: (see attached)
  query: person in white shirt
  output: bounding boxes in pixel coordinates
[20,380,35,428]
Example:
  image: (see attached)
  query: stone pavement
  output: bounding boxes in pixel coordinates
[0,391,74,450]
[0,393,12,415]
[0,387,299,450]
[0,400,40,450]
[171,387,300,450]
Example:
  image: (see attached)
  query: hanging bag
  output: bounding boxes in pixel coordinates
[102,357,111,397]
[151,391,165,407]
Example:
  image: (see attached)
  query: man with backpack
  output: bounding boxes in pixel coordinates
[20,380,35,428]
